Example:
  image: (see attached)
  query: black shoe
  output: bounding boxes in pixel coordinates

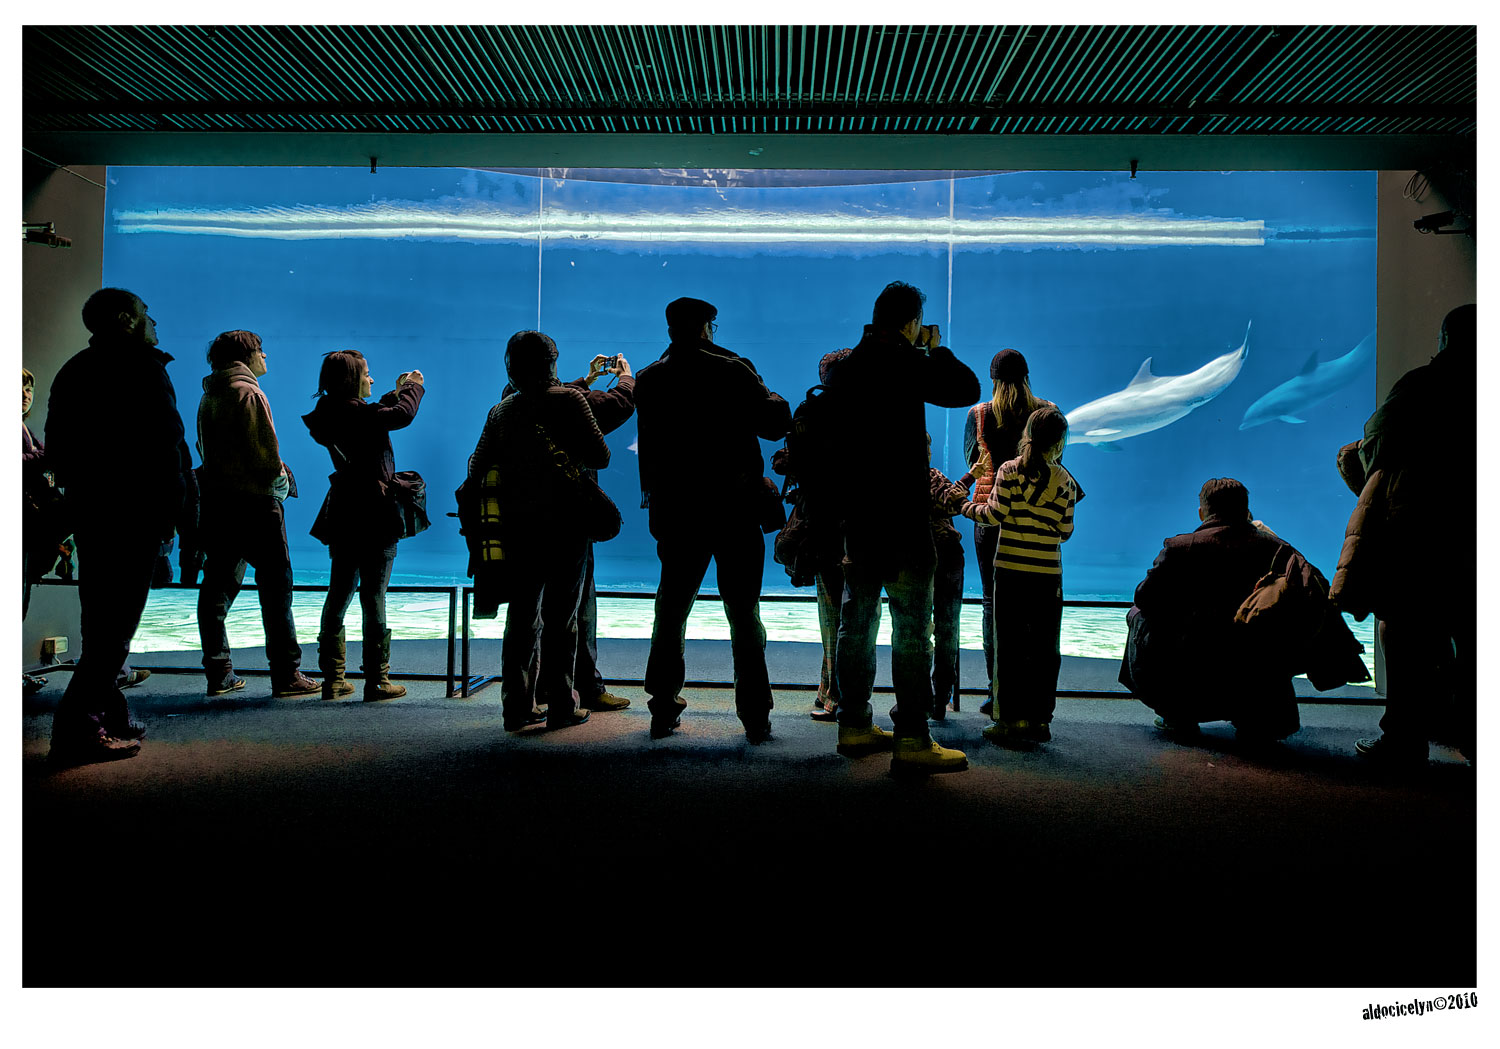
[110,721,148,741]
[1154,715,1199,738]
[744,721,773,744]
[547,709,590,730]
[48,734,141,767]
[809,706,837,722]
[979,698,994,717]
[207,674,246,697]
[503,710,547,732]
[649,695,687,738]
[1355,735,1428,766]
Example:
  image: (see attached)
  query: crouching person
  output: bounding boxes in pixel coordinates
[1121,477,1367,744]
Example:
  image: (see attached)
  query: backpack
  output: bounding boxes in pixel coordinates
[772,382,844,586]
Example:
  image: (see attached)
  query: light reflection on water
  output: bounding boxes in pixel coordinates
[131,589,1376,685]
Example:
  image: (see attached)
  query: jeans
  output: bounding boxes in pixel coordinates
[990,568,1062,726]
[835,548,936,740]
[525,542,604,706]
[501,533,589,723]
[974,522,999,691]
[931,542,965,713]
[50,521,163,744]
[197,494,303,687]
[320,538,398,659]
[644,518,771,727]
[814,564,846,709]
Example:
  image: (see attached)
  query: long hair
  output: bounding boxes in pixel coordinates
[316,350,367,400]
[991,375,1040,433]
[1012,407,1069,489]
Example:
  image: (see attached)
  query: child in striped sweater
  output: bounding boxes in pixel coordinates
[959,406,1081,747]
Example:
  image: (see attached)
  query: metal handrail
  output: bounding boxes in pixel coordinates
[36,576,1137,701]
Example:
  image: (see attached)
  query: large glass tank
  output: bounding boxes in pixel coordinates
[102,166,1375,613]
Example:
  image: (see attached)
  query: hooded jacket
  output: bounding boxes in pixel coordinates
[302,383,424,544]
[197,361,284,498]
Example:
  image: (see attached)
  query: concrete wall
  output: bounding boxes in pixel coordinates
[21,163,105,667]
[1375,171,1476,397]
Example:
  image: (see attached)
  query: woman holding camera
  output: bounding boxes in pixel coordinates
[302,352,425,701]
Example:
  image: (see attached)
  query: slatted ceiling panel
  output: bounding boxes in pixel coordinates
[22,25,1476,138]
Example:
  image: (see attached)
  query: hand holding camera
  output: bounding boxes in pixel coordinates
[398,369,425,387]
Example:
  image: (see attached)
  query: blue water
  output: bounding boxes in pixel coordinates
[100,167,1375,599]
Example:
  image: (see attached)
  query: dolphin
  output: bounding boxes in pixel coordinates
[1065,323,1251,446]
[1238,329,1375,430]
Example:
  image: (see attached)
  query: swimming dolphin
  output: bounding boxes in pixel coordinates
[1237,330,1375,430]
[1065,323,1251,446]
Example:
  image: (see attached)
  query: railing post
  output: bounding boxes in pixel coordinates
[460,586,471,698]
[445,587,458,697]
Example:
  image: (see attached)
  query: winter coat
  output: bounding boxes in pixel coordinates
[634,338,790,523]
[196,362,285,499]
[44,334,194,537]
[822,326,980,563]
[468,381,610,544]
[302,382,425,545]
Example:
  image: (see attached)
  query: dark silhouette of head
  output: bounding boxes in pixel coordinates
[81,287,146,338]
[317,350,368,399]
[1199,477,1250,521]
[207,330,263,370]
[1439,303,1476,362]
[505,330,559,391]
[871,281,925,332]
[666,297,718,343]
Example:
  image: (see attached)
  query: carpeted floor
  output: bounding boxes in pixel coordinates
[22,641,1473,989]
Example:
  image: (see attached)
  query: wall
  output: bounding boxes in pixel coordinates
[20,163,105,667]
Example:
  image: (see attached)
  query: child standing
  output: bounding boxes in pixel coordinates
[960,407,1081,747]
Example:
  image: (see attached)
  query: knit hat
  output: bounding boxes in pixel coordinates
[665,297,718,339]
[990,348,1028,383]
[818,348,852,384]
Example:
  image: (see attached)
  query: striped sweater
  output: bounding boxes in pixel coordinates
[961,460,1079,575]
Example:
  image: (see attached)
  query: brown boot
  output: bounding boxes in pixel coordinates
[318,630,356,700]
[363,629,406,701]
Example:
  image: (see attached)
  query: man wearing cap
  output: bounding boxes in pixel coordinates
[633,297,792,742]
[821,281,980,773]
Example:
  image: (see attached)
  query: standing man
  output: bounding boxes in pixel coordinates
[823,281,980,773]
[45,288,195,765]
[195,329,319,698]
[634,297,792,742]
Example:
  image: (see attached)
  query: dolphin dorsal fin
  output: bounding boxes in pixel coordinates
[1127,358,1156,387]
[1298,351,1319,377]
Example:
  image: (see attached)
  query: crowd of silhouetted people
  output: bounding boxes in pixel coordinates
[24,285,1474,772]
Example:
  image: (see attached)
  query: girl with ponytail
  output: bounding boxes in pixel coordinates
[960,405,1083,749]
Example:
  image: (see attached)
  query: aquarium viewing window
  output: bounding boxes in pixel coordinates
[102,166,1376,611]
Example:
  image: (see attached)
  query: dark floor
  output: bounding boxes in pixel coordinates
[22,641,1475,989]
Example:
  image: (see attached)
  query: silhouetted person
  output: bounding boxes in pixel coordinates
[960,348,1059,714]
[1333,304,1476,764]
[634,298,791,742]
[303,352,426,701]
[44,288,195,765]
[23,365,68,695]
[823,281,979,773]
[195,330,318,698]
[471,331,609,732]
[502,353,638,716]
[1122,477,1366,742]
